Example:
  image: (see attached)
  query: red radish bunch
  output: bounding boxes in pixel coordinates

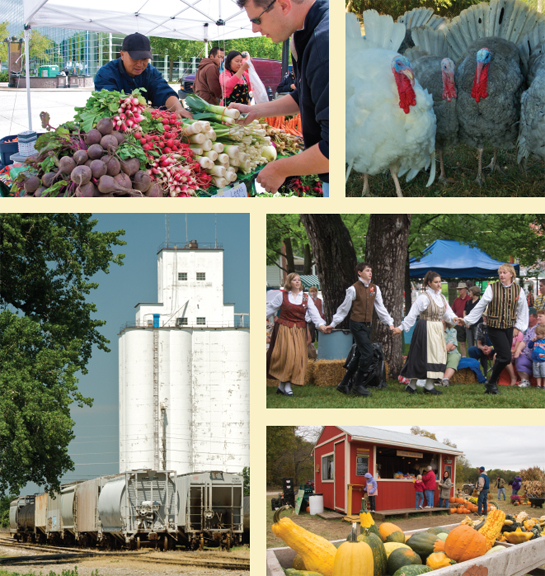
[137,109,212,196]
[112,96,147,131]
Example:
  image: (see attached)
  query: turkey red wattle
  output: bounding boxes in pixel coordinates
[393,68,417,114]
[471,49,491,103]
[441,59,457,102]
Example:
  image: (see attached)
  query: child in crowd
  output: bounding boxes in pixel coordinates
[506,330,524,386]
[442,319,462,387]
[414,474,425,510]
[364,472,378,512]
[528,324,545,389]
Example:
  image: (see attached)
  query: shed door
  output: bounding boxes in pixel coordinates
[334,441,345,512]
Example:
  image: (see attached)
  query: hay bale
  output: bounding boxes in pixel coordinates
[306,359,316,385]
[450,367,478,384]
[314,359,346,387]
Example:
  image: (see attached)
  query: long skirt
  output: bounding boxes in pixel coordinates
[400,319,446,380]
[268,324,307,385]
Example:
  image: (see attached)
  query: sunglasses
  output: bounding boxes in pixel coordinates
[249,0,276,25]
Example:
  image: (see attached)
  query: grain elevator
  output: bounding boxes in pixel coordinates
[118,240,250,476]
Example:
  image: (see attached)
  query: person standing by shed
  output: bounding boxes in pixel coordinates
[422,466,437,508]
[476,466,490,516]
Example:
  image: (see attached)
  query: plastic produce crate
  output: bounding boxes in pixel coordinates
[0,136,18,167]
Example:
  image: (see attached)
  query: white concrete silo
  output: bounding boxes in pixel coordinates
[119,241,249,475]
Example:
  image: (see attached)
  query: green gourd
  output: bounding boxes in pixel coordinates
[357,527,387,576]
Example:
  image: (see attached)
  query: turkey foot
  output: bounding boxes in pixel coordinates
[362,173,370,196]
[484,149,505,176]
[475,148,485,186]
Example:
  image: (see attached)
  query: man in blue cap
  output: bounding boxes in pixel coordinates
[94,32,192,119]
[476,466,490,516]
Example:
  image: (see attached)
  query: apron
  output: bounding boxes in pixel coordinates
[225,78,251,105]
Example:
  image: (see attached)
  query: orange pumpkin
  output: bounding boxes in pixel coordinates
[433,540,446,553]
[444,525,488,563]
[379,522,405,543]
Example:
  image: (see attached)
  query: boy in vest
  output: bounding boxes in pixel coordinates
[460,264,529,395]
[324,262,394,397]
[476,466,490,516]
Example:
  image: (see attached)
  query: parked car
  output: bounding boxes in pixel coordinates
[179,57,282,99]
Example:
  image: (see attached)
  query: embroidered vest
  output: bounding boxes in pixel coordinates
[487,282,520,329]
[421,292,445,322]
[277,291,308,328]
[350,281,377,323]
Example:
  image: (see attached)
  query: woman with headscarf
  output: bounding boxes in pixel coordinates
[392,271,460,395]
[219,50,252,106]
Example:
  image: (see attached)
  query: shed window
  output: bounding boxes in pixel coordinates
[178,272,188,281]
[322,454,334,481]
[197,317,206,325]
[197,272,206,281]
[176,317,188,326]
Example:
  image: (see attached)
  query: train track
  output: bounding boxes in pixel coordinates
[0,537,250,571]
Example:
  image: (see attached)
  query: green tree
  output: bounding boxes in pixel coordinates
[242,466,250,496]
[348,0,483,19]
[222,37,282,60]
[410,426,438,441]
[0,22,10,64]
[150,38,203,81]
[17,29,54,63]
[0,214,125,496]
[0,493,16,528]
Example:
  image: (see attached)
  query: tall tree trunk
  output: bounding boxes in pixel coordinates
[366,214,412,378]
[283,238,295,273]
[300,215,357,329]
[303,243,312,275]
[405,251,412,317]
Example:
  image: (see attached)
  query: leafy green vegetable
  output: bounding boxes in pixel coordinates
[117,140,148,166]
[73,88,148,131]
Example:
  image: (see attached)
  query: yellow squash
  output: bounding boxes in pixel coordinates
[272,506,337,576]
[478,509,506,550]
[333,523,374,576]
[503,528,533,544]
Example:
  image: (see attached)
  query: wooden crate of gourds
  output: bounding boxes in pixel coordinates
[271,502,545,576]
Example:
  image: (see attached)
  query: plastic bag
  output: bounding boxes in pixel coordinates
[245,59,269,104]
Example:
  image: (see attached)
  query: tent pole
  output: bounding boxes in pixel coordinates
[24,25,32,131]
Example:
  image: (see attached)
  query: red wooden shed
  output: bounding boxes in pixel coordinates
[313,426,463,514]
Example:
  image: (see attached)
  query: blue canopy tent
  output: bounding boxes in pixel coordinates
[409,240,520,279]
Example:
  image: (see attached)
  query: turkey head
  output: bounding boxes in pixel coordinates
[471,48,491,103]
[392,55,417,114]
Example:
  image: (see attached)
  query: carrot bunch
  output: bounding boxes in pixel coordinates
[263,114,302,137]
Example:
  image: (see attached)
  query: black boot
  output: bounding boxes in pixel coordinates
[484,380,500,395]
[352,369,372,397]
[337,367,356,395]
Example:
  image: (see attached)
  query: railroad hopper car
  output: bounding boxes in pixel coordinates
[9,495,34,540]
[10,470,177,550]
[98,469,177,549]
[176,471,244,549]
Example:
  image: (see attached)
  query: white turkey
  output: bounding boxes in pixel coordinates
[346,10,437,197]
[406,27,458,182]
[517,24,545,169]
[446,0,545,185]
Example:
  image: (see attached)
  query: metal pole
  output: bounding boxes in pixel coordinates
[24,26,32,130]
[108,33,112,61]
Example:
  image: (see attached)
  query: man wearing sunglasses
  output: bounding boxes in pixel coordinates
[232,0,329,196]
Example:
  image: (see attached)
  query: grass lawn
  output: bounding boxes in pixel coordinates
[266,495,540,549]
[266,379,545,408]
[346,142,545,197]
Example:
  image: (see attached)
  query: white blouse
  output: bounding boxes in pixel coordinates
[266,290,326,327]
[399,287,457,332]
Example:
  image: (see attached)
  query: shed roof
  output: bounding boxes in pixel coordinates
[330,426,463,456]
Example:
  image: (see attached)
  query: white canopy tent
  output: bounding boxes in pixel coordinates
[21,0,260,129]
